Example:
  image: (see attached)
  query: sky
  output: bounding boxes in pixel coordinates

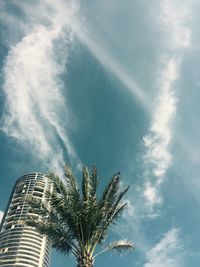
[1,0,200,266]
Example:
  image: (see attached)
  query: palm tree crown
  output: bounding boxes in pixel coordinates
[27,165,134,267]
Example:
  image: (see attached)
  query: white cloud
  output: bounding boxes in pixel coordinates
[143,182,162,207]
[142,0,192,211]
[122,198,135,218]
[159,0,191,50]
[72,21,150,110]
[1,0,81,174]
[0,210,4,223]
[144,58,179,182]
[144,228,183,267]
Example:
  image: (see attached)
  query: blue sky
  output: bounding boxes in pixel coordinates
[1,0,200,266]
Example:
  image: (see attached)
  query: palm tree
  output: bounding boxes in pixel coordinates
[27,165,134,267]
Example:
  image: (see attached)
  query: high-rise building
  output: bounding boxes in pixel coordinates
[0,173,52,267]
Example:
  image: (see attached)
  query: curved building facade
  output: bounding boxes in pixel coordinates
[0,173,52,267]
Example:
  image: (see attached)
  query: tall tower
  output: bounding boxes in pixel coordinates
[0,173,52,267]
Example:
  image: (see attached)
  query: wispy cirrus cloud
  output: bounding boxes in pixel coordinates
[159,0,191,50]
[144,228,183,267]
[72,21,150,109]
[142,0,192,212]
[143,58,179,209]
[1,0,81,174]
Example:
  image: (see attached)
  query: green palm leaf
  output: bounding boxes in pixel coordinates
[94,240,134,258]
[26,165,134,267]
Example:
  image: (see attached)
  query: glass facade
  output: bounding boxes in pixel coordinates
[0,173,52,267]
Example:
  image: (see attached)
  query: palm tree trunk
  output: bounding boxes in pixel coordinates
[77,254,94,267]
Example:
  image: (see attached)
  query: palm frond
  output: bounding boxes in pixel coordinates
[27,218,78,255]
[47,172,68,196]
[45,189,83,245]
[93,203,127,247]
[94,240,134,258]
[100,172,120,213]
[26,165,133,262]
[82,165,98,202]
[26,192,81,245]
[105,240,134,253]
[106,186,129,223]
[90,165,98,197]
[64,165,81,207]
[82,166,91,202]
[89,184,129,248]
[26,195,51,217]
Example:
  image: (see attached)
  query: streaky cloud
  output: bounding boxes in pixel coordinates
[144,58,179,182]
[144,228,183,267]
[72,23,151,110]
[1,0,81,174]
[142,0,192,213]
[159,0,191,50]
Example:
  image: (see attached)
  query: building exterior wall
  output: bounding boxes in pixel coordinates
[0,173,52,267]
